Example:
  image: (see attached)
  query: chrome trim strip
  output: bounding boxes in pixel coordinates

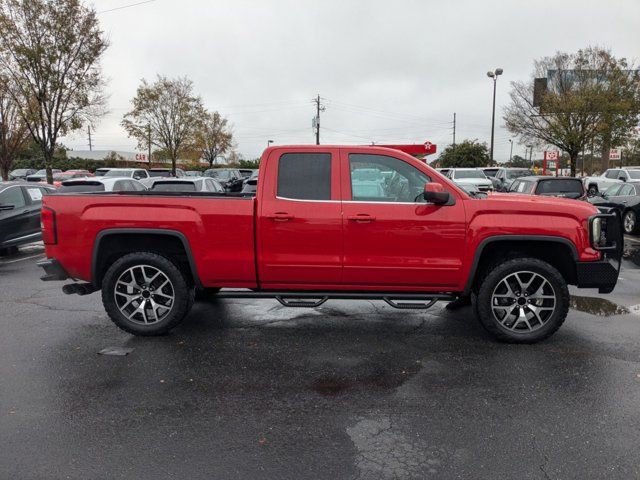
[275,196,340,203]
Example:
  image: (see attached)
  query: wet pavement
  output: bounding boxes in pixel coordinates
[1,242,640,479]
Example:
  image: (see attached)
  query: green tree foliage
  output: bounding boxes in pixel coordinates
[0,0,108,183]
[122,76,205,176]
[437,140,490,168]
[0,75,30,180]
[508,155,531,168]
[504,47,640,176]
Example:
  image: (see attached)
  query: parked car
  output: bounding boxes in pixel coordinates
[94,168,111,177]
[57,177,147,193]
[39,144,622,344]
[447,168,493,192]
[0,182,55,254]
[203,168,245,192]
[588,181,640,234]
[508,176,586,200]
[242,170,259,193]
[435,167,450,177]
[148,178,224,193]
[26,169,62,182]
[583,167,640,195]
[184,170,202,177]
[239,169,257,179]
[148,168,185,178]
[102,168,150,181]
[8,168,36,180]
[482,167,500,178]
[491,168,534,192]
[45,171,93,188]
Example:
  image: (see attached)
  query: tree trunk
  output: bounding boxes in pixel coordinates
[0,162,9,181]
[171,154,176,176]
[569,152,578,177]
[601,137,611,173]
[43,147,54,185]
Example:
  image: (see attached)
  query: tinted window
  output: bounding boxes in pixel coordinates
[618,184,634,196]
[605,170,619,179]
[510,180,533,193]
[0,187,26,208]
[151,182,197,192]
[628,170,640,180]
[536,179,583,196]
[277,153,331,200]
[58,183,105,193]
[349,154,430,202]
[149,170,172,177]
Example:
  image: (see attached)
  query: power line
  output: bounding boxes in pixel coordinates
[98,0,156,14]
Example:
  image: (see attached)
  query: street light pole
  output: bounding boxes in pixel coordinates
[508,139,513,162]
[267,140,274,148]
[486,68,503,163]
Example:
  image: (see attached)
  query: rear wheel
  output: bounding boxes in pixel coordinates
[476,258,569,343]
[623,210,638,234]
[101,252,195,336]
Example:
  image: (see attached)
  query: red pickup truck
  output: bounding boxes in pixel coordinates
[38,145,623,343]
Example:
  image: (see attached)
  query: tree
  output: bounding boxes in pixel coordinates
[197,111,233,167]
[504,47,640,177]
[437,140,490,168]
[0,0,108,184]
[0,76,29,180]
[122,76,205,175]
[508,154,531,168]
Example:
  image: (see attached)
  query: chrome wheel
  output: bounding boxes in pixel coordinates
[491,271,556,333]
[624,211,636,234]
[114,265,174,325]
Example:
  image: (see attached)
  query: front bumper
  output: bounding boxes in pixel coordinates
[37,258,70,282]
[577,209,623,294]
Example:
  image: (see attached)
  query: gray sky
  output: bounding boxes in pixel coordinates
[62,0,640,162]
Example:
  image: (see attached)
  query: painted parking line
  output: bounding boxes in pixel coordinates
[0,253,45,265]
[625,236,640,244]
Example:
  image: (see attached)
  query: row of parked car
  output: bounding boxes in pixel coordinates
[437,166,640,234]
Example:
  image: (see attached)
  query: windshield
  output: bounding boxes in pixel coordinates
[628,170,640,179]
[104,170,133,178]
[506,170,533,180]
[454,170,486,179]
[149,170,172,177]
[58,183,105,193]
[151,182,197,192]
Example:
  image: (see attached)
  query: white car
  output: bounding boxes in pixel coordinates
[57,177,147,193]
[148,177,225,193]
[447,168,494,192]
[102,168,150,182]
[583,167,640,195]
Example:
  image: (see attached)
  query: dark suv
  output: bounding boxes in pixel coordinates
[203,168,244,192]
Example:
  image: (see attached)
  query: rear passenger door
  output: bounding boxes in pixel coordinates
[257,149,343,287]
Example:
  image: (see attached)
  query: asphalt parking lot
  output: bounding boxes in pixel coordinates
[1,241,640,480]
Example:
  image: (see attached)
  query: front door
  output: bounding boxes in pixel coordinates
[341,150,467,289]
[0,186,30,247]
[258,149,343,287]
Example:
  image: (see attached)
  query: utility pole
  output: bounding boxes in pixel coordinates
[452,112,456,147]
[147,125,152,163]
[87,125,92,151]
[313,94,325,145]
[508,139,513,162]
[486,68,503,163]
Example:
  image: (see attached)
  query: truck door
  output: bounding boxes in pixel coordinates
[340,149,467,289]
[257,149,343,287]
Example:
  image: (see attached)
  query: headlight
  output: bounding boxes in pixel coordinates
[592,217,602,246]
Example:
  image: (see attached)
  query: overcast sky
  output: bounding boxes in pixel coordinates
[62,0,639,162]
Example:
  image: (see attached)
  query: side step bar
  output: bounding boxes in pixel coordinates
[215,290,455,310]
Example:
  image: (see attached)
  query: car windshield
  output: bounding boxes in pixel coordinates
[628,170,640,179]
[151,182,197,192]
[104,170,133,177]
[455,170,486,179]
[58,183,105,193]
[149,170,172,177]
[506,170,533,180]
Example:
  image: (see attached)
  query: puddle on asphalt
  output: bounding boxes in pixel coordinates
[624,244,640,267]
[570,295,629,316]
[312,376,351,396]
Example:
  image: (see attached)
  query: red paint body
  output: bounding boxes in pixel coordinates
[42,145,601,293]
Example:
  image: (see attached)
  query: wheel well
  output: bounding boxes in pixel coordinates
[470,240,577,292]
[93,233,197,287]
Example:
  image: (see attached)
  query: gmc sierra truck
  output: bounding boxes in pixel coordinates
[38,145,623,343]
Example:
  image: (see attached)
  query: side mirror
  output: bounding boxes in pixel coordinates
[0,203,15,211]
[424,183,450,204]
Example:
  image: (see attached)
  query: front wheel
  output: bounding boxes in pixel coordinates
[587,185,598,196]
[101,252,195,336]
[623,210,638,235]
[475,258,569,343]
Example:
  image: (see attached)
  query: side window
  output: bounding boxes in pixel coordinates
[131,181,146,192]
[277,153,331,200]
[605,169,619,179]
[0,187,26,208]
[349,154,430,203]
[619,185,634,196]
[605,185,622,196]
[25,187,44,204]
[113,180,126,191]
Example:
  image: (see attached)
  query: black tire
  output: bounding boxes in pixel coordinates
[587,184,598,196]
[475,257,569,343]
[101,251,195,336]
[623,209,638,235]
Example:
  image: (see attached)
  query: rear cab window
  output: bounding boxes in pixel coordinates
[277,153,332,200]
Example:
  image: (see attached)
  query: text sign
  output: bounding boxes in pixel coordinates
[544,151,559,161]
[609,149,621,161]
[135,153,149,163]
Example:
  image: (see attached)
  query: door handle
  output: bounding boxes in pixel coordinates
[267,212,294,221]
[347,214,376,222]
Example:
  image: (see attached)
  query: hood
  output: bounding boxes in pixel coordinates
[486,192,598,214]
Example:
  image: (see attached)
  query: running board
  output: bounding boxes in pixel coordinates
[214,290,454,309]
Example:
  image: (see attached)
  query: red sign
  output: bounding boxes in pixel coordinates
[375,140,437,157]
[544,151,559,161]
[609,149,621,161]
[135,153,149,163]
